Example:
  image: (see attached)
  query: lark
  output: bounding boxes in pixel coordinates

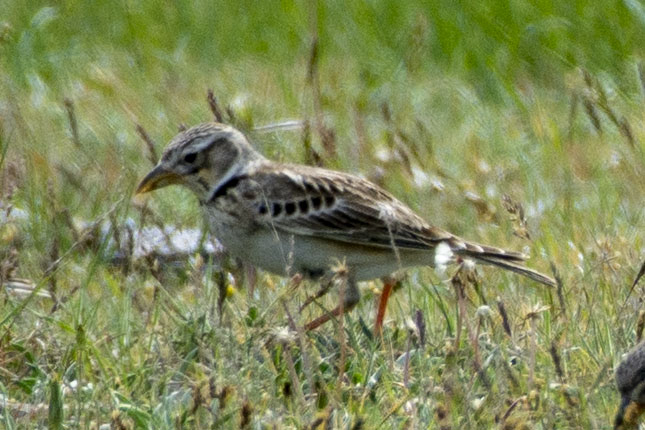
[136,122,555,330]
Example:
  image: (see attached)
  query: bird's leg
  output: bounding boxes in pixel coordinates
[305,279,360,330]
[374,276,400,335]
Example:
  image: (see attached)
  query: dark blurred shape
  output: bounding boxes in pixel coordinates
[615,340,645,429]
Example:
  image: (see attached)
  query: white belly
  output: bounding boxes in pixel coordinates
[210,219,431,281]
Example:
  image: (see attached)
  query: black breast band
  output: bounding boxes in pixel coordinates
[208,175,247,202]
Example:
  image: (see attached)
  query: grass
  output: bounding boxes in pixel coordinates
[1,1,645,428]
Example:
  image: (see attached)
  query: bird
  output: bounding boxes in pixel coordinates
[615,340,645,429]
[136,122,556,331]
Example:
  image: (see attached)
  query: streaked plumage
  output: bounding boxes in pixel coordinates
[136,122,555,328]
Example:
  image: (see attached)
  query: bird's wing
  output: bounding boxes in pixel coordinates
[217,162,557,285]
[239,163,453,250]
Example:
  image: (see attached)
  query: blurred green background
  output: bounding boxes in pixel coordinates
[5,1,645,94]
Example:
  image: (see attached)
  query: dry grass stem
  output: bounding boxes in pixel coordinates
[207,89,225,123]
[135,123,158,166]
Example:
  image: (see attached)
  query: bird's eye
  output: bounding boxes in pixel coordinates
[183,152,197,164]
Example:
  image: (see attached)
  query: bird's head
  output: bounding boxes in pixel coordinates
[136,123,263,202]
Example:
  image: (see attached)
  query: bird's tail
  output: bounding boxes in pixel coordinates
[447,238,556,287]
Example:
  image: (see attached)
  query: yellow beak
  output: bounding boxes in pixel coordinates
[135,165,182,194]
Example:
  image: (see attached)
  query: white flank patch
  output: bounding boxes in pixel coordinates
[462,258,476,270]
[434,242,453,274]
